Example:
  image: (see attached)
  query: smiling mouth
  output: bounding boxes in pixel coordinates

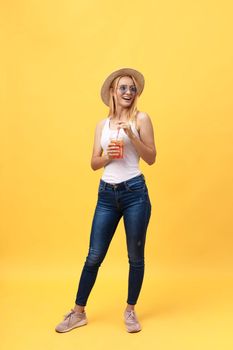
[122,96,132,101]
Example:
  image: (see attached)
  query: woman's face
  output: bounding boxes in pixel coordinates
[114,76,137,109]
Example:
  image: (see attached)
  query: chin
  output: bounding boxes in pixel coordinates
[121,102,133,108]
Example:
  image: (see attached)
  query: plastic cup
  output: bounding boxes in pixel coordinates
[110,138,124,159]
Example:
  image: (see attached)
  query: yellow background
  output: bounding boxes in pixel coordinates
[1,0,232,349]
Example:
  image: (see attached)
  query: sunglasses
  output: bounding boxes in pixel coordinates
[118,85,137,94]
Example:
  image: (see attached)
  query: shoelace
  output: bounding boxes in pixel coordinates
[125,311,138,324]
[63,309,77,326]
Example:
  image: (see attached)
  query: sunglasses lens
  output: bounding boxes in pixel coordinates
[119,85,137,94]
[131,86,137,93]
[119,85,127,93]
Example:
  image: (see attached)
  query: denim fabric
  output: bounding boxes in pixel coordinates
[75,174,152,306]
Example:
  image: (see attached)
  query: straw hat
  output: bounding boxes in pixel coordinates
[100,68,145,106]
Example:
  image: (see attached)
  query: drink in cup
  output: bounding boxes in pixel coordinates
[110,138,124,159]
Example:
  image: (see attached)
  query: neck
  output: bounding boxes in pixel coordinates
[114,106,129,120]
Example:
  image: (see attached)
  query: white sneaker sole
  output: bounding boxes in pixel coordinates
[126,326,142,333]
[55,319,88,333]
[124,321,142,333]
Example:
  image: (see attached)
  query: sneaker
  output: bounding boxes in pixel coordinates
[124,310,142,333]
[55,309,88,333]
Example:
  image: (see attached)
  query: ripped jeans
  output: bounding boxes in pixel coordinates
[75,174,152,306]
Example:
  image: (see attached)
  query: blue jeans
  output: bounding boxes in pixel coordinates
[75,174,152,306]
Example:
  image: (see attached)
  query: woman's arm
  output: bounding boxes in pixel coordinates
[91,120,111,171]
[117,112,157,165]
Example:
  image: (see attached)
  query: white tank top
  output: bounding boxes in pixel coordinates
[100,117,142,183]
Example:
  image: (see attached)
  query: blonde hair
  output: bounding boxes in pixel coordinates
[108,75,139,122]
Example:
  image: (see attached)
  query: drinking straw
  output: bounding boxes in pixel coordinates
[116,127,120,140]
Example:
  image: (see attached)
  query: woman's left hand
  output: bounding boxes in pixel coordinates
[116,121,135,140]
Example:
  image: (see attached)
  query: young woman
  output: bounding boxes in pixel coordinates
[55,68,156,333]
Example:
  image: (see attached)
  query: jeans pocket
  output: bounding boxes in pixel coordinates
[126,180,146,192]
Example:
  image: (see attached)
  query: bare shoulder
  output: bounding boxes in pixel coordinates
[137,111,151,122]
[136,111,153,130]
[96,118,107,132]
[98,118,108,127]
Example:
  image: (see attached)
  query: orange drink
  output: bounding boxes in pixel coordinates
[110,138,124,159]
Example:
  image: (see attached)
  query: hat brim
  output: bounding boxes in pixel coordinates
[100,68,145,106]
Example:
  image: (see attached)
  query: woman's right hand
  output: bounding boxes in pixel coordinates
[106,140,120,159]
